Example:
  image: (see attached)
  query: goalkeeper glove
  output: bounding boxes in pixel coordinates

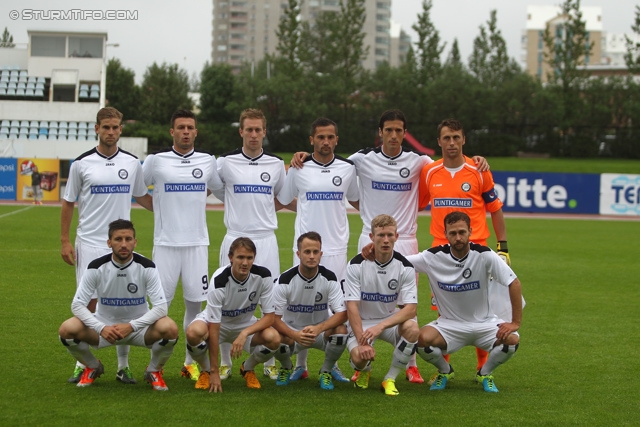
[497,241,511,266]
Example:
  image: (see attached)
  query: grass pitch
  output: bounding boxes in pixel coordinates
[0,205,639,426]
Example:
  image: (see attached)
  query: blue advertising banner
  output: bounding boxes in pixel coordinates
[0,158,17,200]
[492,171,600,214]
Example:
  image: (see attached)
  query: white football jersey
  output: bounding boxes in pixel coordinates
[63,148,148,247]
[274,265,346,330]
[344,251,417,320]
[277,155,358,255]
[217,149,286,234]
[406,243,517,323]
[349,147,431,237]
[203,264,275,328]
[142,148,223,246]
[72,252,167,333]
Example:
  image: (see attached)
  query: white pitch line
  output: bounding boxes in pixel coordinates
[0,206,33,219]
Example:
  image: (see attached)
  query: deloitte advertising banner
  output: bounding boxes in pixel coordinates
[492,172,600,214]
[600,174,640,216]
[0,158,17,200]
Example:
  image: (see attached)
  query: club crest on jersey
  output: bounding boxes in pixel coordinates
[461,182,471,192]
[463,268,472,279]
[192,168,203,179]
[118,169,128,180]
[315,292,323,302]
[332,176,342,186]
[261,172,271,182]
[388,279,398,290]
[249,291,257,301]
[127,283,138,293]
[399,167,410,178]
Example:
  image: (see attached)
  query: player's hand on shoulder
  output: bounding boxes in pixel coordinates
[290,152,310,169]
[361,243,375,261]
[472,156,490,172]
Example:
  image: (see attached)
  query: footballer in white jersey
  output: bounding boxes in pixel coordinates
[349,146,430,241]
[411,211,522,393]
[59,220,179,390]
[216,148,286,276]
[142,111,226,379]
[275,265,345,329]
[202,263,275,328]
[279,154,358,257]
[217,148,285,235]
[214,109,287,378]
[60,108,153,385]
[186,237,281,392]
[407,243,516,323]
[272,232,349,389]
[143,147,223,246]
[344,214,419,395]
[63,147,148,249]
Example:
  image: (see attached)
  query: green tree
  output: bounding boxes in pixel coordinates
[276,0,303,73]
[624,5,640,74]
[139,62,193,125]
[198,62,237,124]
[542,0,592,89]
[412,0,445,83]
[469,10,520,88]
[0,27,14,48]
[445,39,462,68]
[105,58,140,120]
[296,0,368,146]
[542,0,592,155]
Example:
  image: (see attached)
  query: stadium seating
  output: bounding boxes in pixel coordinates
[0,118,103,140]
[0,67,104,140]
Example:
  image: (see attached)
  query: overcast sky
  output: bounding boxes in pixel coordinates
[2,0,637,83]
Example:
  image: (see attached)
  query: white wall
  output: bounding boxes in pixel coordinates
[0,101,98,122]
[0,137,148,160]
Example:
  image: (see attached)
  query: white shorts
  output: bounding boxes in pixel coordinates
[346,316,416,352]
[75,239,110,298]
[294,251,347,289]
[192,314,258,354]
[220,231,280,279]
[93,314,151,349]
[425,317,520,354]
[357,233,418,257]
[153,245,209,303]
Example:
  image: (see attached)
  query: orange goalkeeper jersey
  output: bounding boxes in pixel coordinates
[418,156,503,246]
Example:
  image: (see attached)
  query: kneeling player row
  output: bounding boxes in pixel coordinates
[59,212,522,393]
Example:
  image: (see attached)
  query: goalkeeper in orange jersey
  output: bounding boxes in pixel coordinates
[418,118,512,379]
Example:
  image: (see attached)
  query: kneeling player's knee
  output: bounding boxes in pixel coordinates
[185,322,207,345]
[58,317,80,339]
[502,334,520,347]
[402,324,420,342]
[261,327,281,349]
[156,317,179,339]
